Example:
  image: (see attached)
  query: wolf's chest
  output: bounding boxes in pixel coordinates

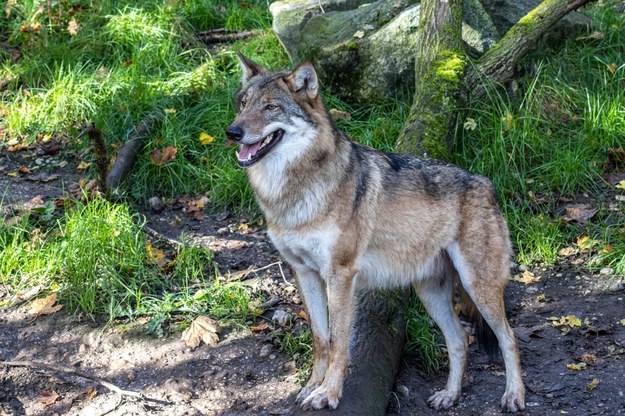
[267,225,340,276]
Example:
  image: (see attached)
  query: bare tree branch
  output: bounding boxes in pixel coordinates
[466,0,595,98]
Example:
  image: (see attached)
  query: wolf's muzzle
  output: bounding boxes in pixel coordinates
[226,125,244,142]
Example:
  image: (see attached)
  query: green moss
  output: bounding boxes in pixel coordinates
[410,50,466,159]
[433,50,466,84]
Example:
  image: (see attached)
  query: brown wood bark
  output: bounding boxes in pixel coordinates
[106,113,162,191]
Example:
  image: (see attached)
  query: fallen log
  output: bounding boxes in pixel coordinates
[294,290,409,416]
[105,113,162,191]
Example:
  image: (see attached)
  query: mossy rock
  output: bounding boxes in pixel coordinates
[271,0,498,102]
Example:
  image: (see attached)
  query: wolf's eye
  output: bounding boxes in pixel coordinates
[240,98,247,109]
[266,104,278,111]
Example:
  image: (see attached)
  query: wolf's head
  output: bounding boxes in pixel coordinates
[226,53,327,168]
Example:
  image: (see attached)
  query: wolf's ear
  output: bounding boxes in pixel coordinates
[285,63,319,100]
[237,52,265,85]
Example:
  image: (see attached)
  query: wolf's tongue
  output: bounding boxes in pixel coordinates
[238,141,262,160]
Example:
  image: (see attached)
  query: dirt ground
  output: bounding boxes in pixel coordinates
[2,146,625,416]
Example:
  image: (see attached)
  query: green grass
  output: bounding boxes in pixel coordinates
[0,197,254,331]
[405,293,444,374]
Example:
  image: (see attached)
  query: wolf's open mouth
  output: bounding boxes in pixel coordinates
[236,129,284,167]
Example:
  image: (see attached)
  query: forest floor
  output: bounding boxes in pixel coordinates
[2,146,625,416]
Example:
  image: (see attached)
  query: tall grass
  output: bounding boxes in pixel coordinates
[457,4,625,266]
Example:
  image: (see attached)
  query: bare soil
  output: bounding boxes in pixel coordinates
[2,147,625,416]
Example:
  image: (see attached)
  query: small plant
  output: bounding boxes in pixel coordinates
[405,293,444,374]
[275,325,313,384]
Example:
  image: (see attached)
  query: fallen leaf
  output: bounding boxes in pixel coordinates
[76,161,91,171]
[620,319,625,326]
[586,378,599,391]
[199,132,216,144]
[607,63,618,74]
[353,30,365,38]
[181,316,220,349]
[31,293,63,316]
[250,321,270,333]
[579,353,597,365]
[86,387,97,400]
[39,390,59,405]
[558,246,576,257]
[550,315,582,329]
[511,270,540,285]
[7,144,28,152]
[575,235,597,251]
[566,362,586,371]
[19,22,41,33]
[67,19,79,36]
[616,179,625,191]
[562,204,597,224]
[149,145,177,166]
[297,310,308,321]
[178,195,207,221]
[463,118,477,131]
[18,166,31,174]
[146,243,168,267]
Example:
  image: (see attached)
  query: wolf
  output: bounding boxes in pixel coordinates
[226,53,525,412]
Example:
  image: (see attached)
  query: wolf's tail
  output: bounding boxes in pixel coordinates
[457,284,500,358]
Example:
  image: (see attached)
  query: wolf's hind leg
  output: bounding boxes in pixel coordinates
[447,242,525,412]
[414,267,468,410]
[292,267,330,403]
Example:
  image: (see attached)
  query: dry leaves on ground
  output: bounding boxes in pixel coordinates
[511,270,540,285]
[30,293,63,316]
[39,390,59,405]
[181,316,220,350]
[149,146,177,166]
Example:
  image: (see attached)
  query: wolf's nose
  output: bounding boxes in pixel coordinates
[226,125,244,142]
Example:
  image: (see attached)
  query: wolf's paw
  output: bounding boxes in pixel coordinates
[500,389,525,412]
[300,385,340,411]
[296,383,320,404]
[427,389,460,410]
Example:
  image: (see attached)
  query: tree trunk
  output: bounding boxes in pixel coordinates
[397,0,594,156]
[396,0,465,159]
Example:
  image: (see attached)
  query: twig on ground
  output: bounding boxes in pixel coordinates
[143,224,184,247]
[1,360,172,406]
[227,261,284,281]
[196,29,259,45]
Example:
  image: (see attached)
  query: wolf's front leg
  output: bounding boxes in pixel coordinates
[300,267,358,411]
[292,267,331,403]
